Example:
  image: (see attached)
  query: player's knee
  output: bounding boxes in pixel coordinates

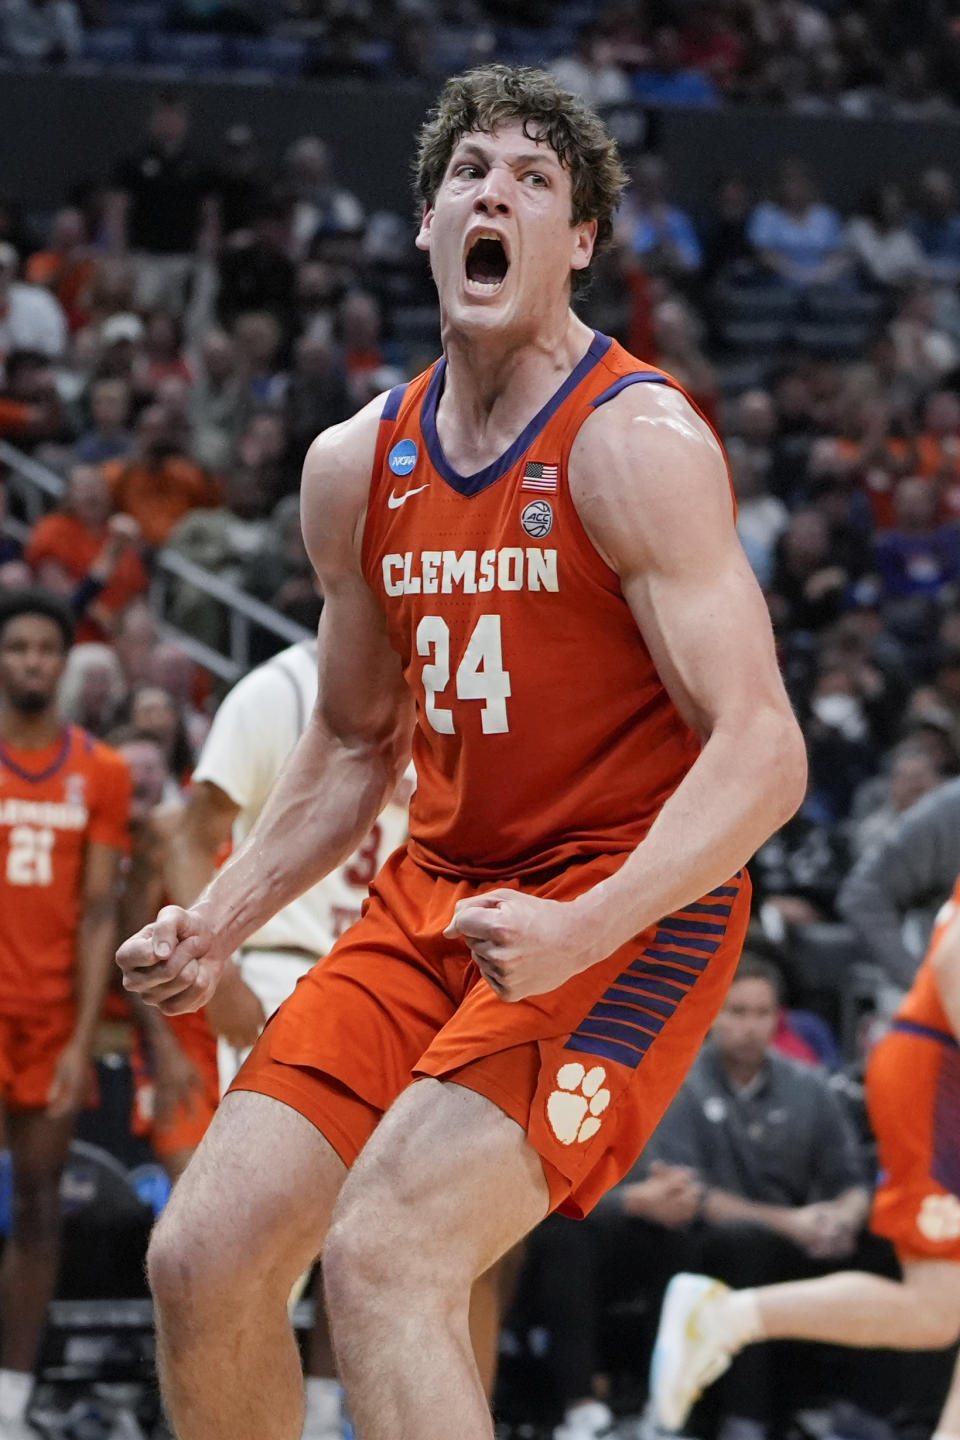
[147,1206,241,1324]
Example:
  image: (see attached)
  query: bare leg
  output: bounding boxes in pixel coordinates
[0,1108,74,1372]
[146,1092,346,1440]
[756,1261,960,1351]
[471,1244,527,1401]
[323,1080,551,1440]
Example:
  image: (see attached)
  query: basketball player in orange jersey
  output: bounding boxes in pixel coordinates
[0,589,130,1440]
[117,66,807,1440]
[651,879,960,1440]
[111,727,219,1184]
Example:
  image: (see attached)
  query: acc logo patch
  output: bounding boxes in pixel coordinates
[520,500,553,538]
[388,439,418,476]
[917,1192,960,1242]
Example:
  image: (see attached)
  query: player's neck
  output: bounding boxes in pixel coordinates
[0,700,64,751]
[438,311,593,464]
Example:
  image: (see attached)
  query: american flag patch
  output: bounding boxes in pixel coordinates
[521,461,559,492]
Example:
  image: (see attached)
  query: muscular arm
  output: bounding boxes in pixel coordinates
[164,780,238,908]
[119,395,415,1010]
[567,384,807,961]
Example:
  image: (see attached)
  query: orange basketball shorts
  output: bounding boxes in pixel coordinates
[132,1009,220,1160]
[233,847,751,1217]
[0,1004,78,1110]
[868,1021,960,1262]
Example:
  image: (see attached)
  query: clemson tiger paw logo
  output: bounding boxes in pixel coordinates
[917,1192,960,1242]
[546,1062,611,1146]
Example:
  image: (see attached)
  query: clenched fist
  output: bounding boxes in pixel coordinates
[116,905,227,1015]
[444,888,601,1002]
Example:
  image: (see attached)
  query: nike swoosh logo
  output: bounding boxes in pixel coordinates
[388,484,430,508]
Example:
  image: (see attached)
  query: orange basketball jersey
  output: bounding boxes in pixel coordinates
[0,726,131,1014]
[361,332,723,880]
[895,875,960,1040]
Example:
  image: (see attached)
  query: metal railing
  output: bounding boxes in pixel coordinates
[0,440,311,686]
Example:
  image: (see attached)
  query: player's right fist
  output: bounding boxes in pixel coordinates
[116,905,224,1014]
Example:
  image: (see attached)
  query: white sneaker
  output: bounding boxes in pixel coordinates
[649,1273,733,1432]
[554,1399,615,1439]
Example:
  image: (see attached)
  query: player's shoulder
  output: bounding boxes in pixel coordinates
[224,642,315,711]
[572,374,723,475]
[301,389,401,569]
[302,389,396,490]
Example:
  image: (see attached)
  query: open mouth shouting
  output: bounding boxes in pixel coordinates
[464,230,510,296]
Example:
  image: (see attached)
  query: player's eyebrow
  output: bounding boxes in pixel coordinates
[454,140,560,172]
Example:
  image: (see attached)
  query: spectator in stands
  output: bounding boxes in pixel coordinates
[24,206,98,331]
[282,135,364,262]
[850,738,945,857]
[549,22,630,108]
[747,159,851,290]
[231,308,286,408]
[909,168,960,287]
[111,91,211,312]
[284,326,351,461]
[141,309,192,393]
[26,464,149,641]
[241,493,320,659]
[639,953,878,1440]
[74,377,134,465]
[0,0,81,63]
[845,184,928,290]
[232,407,293,508]
[336,289,394,409]
[887,281,959,392]
[101,403,221,550]
[838,774,960,993]
[120,682,196,788]
[148,641,210,754]
[678,2,746,97]
[58,639,129,735]
[113,598,159,689]
[0,243,67,374]
[217,196,297,335]
[189,327,248,472]
[885,47,953,119]
[616,155,702,286]
[0,348,64,445]
[729,437,788,587]
[649,296,719,426]
[768,508,851,634]
[700,174,755,287]
[1,348,65,451]
[912,389,960,510]
[873,475,960,609]
[204,122,268,239]
[631,24,720,106]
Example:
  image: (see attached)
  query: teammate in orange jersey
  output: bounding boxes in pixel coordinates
[112,727,219,1184]
[650,878,960,1439]
[117,66,806,1440]
[0,589,130,1440]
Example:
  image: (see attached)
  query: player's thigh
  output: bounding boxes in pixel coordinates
[903,1259,960,1340]
[327,1078,550,1289]
[150,1089,347,1295]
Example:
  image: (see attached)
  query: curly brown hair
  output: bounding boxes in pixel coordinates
[414,65,628,293]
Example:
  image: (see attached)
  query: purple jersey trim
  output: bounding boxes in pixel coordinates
[0,726,73,784]
[590,372,669,408]
[420,330,613,498]
[381,383,409,422]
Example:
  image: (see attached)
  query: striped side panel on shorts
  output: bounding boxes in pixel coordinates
[564,874,743,1070]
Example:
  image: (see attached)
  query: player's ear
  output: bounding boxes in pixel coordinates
[415,204,433,252]
[570,217,597,274]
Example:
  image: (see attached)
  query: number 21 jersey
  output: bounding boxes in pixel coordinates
[361,331,720,881]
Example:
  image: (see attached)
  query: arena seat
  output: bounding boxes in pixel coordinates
[144,31,228,70]
[778,921,884,1058]
[80,28,140,66]
[229,34,307,77]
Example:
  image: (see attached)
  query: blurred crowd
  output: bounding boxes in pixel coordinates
[4,0,960,117]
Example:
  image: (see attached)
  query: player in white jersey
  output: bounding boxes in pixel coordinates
[164,640,407,1440]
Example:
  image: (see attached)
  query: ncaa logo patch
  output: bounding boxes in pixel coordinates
[388,439,418,476]
[520,500,553,538]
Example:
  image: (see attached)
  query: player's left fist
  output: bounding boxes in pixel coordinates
[444,889,597,1003]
